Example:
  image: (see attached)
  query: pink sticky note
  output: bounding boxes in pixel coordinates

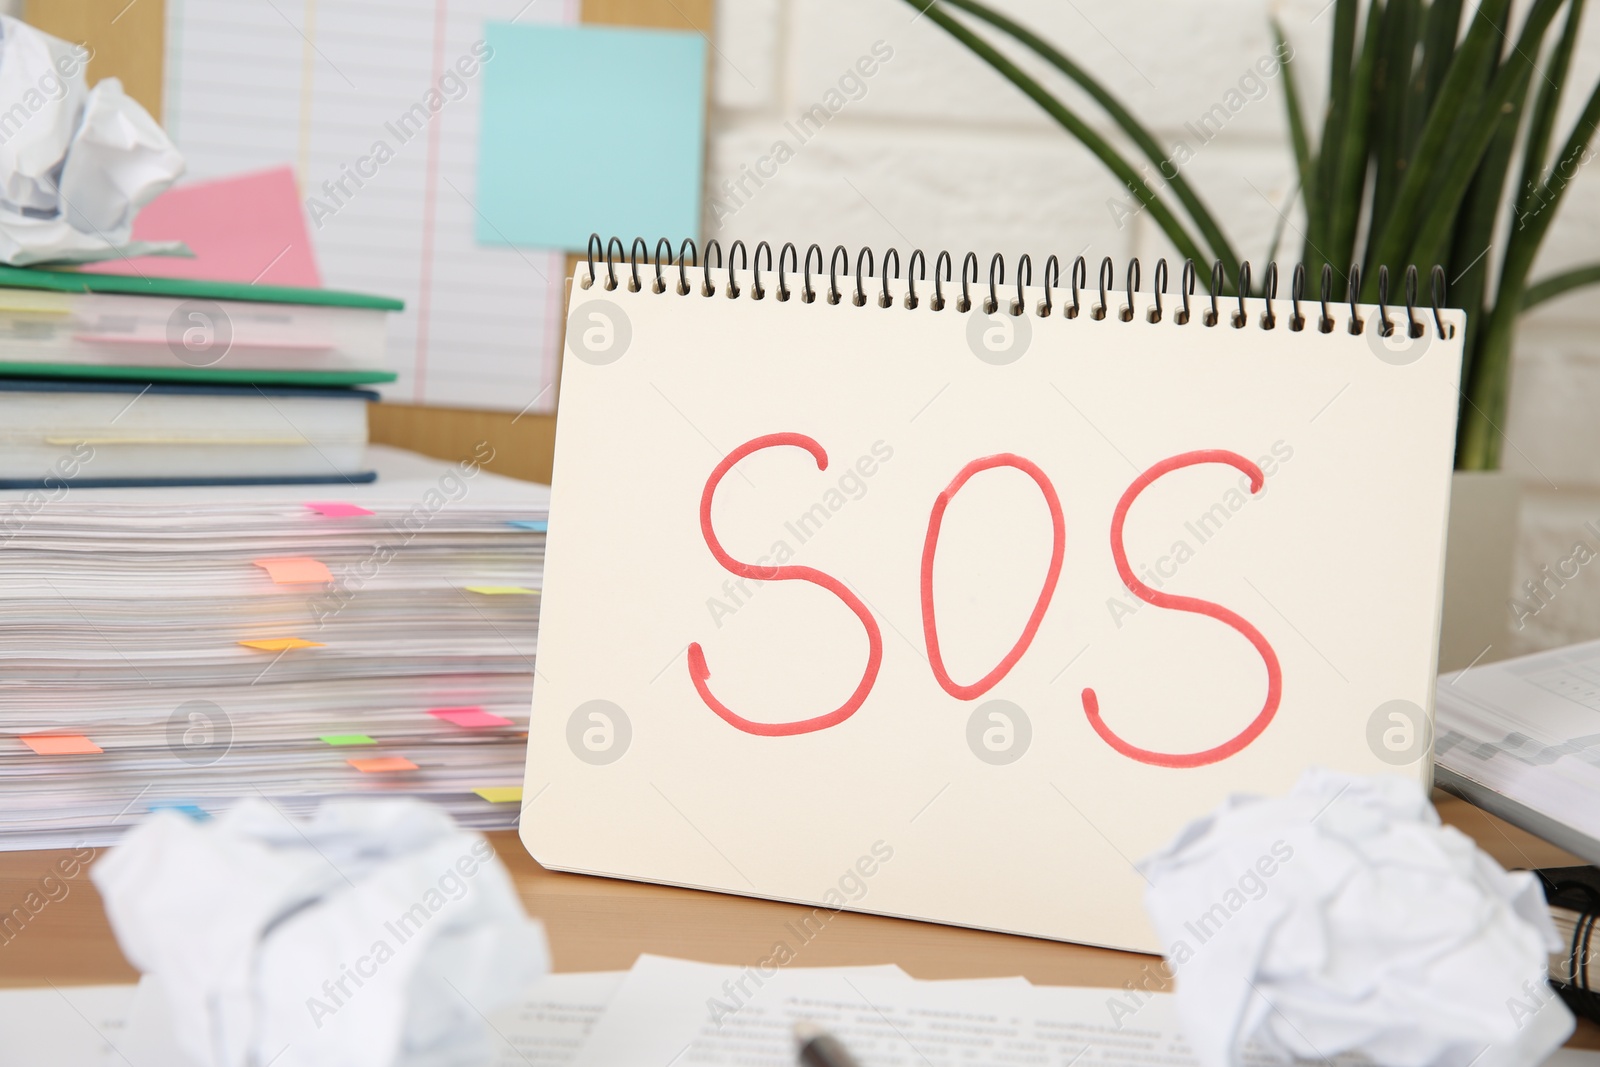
[82,167,322,286]
[348,756,419,773]
[307,502,375,518]
[429,707,514,729]
[254,557,333,584]
[21,734,103,755]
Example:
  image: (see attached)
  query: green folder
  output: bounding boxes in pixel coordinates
[0,264,404,310]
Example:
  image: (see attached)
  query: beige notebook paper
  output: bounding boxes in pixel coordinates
[522,244,1464,952]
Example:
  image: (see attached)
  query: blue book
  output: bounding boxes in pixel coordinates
[0,378,378,489]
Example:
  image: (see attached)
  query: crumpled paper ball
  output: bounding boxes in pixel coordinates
[1139,767,1572,1067]
[0,15,184,265]
[92,798,549,1067]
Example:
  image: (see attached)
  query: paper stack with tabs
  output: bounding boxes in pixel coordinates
[0,446,544,849]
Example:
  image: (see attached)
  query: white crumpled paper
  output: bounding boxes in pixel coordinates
[91,798,550,1067]
[1139,767,1572,1067]
[0,16,184,265]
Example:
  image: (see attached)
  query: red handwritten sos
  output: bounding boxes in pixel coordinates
[687,434,1281,768]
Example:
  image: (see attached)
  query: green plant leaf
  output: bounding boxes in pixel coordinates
[1364,0,1513,284]
[1523,264,1600,308]
[1416,0,1563,434]
[1404,0,1462,155]
[1368,0,1422,253]
[1327,5,1384,277]
[1447,95,1526,392]
[904,0,1213,271]
[1516,0,1586,212]
[1419,0,1466,105]
[1308,0,1361,283]
[1461,47,1600,469]
[1274,19,1317,214]
[938,0,1241,280]
[1407,33,1545,272]
[1497,74,1600,301]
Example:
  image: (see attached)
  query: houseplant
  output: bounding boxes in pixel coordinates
[907,0,1600,665]
[905,0,1600,473]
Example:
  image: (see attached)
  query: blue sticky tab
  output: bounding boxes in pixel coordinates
[508,520,548,532]
[149,802,210,820]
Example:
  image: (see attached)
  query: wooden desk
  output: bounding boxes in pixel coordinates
[2,793,1597,1048]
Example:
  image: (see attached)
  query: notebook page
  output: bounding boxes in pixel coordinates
[164,0,574,413]
[526,266,1465,952]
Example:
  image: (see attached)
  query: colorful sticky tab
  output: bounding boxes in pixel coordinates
[239,637,324,652]
[21,733,102,755]
[474,786,524,804]
[0,290,72,314]
[429,707,514,729]
[254,557,333,584]
[149,802,209,820]
[320,734,376,746]
[307,502,375,518]
[507,520,548,532]
[347,756,418,773]
[464,586,538,595]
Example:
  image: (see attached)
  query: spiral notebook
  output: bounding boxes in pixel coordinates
[522,239,1466,953]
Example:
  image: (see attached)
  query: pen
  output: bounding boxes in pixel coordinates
[794,1020,862,1067]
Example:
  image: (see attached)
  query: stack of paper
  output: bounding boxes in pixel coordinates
[0,445,544,849]
[0,955,1373,1067]
[1435,640,1600,866]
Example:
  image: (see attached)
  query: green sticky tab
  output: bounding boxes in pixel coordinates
[320,734,376,746]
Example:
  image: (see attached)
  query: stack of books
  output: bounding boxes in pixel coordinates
[0,266,399,487]
[0,269,546,848]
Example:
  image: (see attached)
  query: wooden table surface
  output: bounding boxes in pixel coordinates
[1,792,1596,1048]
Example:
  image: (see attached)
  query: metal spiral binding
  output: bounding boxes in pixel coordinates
[582,234,1456,340]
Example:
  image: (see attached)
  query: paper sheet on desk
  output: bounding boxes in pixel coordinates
[569,955,1299,1067]
[12,960,1568,1067]
[0,973,627,1067]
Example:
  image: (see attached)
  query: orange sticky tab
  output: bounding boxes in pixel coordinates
[22,733,102,755]
[239,637,323,651]
[306,502,374,517]
[254,557,333,584]
[347,756,418,773]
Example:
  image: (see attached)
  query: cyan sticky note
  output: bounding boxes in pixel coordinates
[477,23,705,251]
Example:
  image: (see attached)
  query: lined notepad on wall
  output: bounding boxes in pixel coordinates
[163,0,577,412]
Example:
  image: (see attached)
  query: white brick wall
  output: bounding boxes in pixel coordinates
[707,0,1600,653]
